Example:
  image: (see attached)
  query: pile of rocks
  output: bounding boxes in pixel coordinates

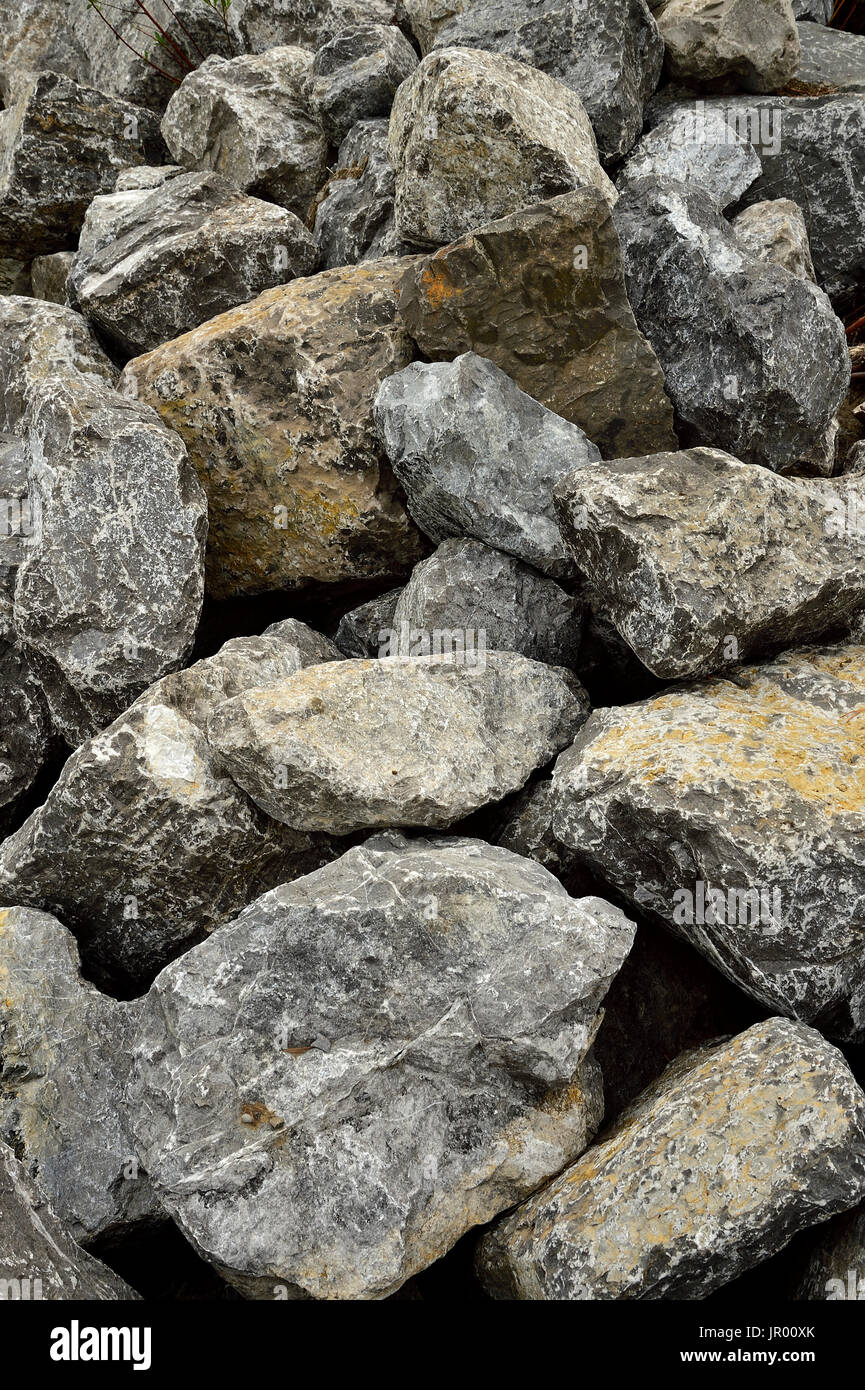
[0,0,864,1302]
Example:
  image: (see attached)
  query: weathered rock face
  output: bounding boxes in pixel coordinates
[0,299,207,747]
[656,0,800,91]
[408,0,664,164]
[375,353,601,578]
[121,258,427,601]
[614,177,849,473]
[67,170,319,359]
[393,539,584,669]
[0,1141,139,1299]
[795,1204,865,1300]
[0,1,87,97]
[308,24,418,145]
[160,48,328,218]
[0,640,55,836]
[731,197,816,280]
[29,252,73,304]
[550,644,865,1038]
[237,0,397,51]
[130,832,636,1299]
[313,119,404,270]
[0,907,159,1241]
[791,0,831,17]
[334,586,404,657]
[397,193,677,458]
[0,72,165,258]
[797,22,865,92]
[554,448,865,679]
[206,653,589,834]
[477,1018,865,1299]
[389,48,617,249]
[703,95,865,305]
[0,623,341,986]
[617,102,761,209]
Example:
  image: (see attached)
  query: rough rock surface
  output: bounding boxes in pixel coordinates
[389,48,617,249]
[309,24,418,144]
[0,1141,138,1300]
[412,0,664,164]
[67,170,319,358]
[129,832,636,1299]
[477,1018,865,1299]
[618,102,761,209]
[121,258,426,601]
[0,73,165,258]
[333,587,404,657]
[731,197,816,280]
[206,653,589,834]
[554,447,865,678]
[398,192,677,458]
[0,622,341,985]
[0,907,159,1240]
[0,298,207,746]
[29,252,73,304]
[313,119,404,270]
[160,48,328,218]
[656,0,801,91]
[392,539,584,669]
[237,0,396,51]
[0,639,54,836]
[796,22,865,92]
[614,177,849,472]
[550,643,865,1038]
[0,1,86,98]
[795,1204,865,1299]
[375,353,600,577]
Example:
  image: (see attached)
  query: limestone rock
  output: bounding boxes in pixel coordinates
[237,0,396,51]
[0,73,165,259]
[333,586,404,657]
[309,24,418,144]
[614,176,849,472]
[0,1141,138,1299]
[313,119,405,270]
[796,22,865,92]
[0,623,340,986]
[129,832,636,1299]
[550,643,865,1038]
[795,1205,865,1300]
[206,652,589,834]
[656,0,801,91]
[618,102,762,209]
[389,48,617,249]
[0,1,86,98]
[375,354,601,577]
[0,640,55,836]
[477,1018,865,1298]
[554,447,865,678]
[0,299,206,746]
[791,0,831,18]
[160,48,328,218]
[29,252,72,304]
[731,197,816,280]
[120,258,427,601]
[68,170,319,359]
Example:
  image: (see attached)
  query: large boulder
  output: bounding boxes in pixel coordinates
[313,119,405,269]
[731,197,816,280]
[796,22,865,92]
[0,0,87,99]
[120,259,427,601]
[388,48,617,248]
[550,643,865,1038]
[129,832,636,1299]
[477,1018,865,1298]
[237,0,396,51]
[655,0,800,91]
[67,169,318,358]
[617,102,762,209]
[308,24,418,144]
[397,191,677,458]
[613,176,849,472]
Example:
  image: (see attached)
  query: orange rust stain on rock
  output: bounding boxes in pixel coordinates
[420,262,460,311]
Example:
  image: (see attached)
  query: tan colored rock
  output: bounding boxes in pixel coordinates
[657,0,800,91]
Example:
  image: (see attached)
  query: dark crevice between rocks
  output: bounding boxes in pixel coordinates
[89,1219,241,1301]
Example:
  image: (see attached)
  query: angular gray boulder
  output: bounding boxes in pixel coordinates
[617,102,762,209]
[0,640,55,836]
[308,24,418,144]
[477,1018,865,1299]
[796,21,865,92]
[731,197,816,280]
[333,586,404,657]
[129,832,636,1299]
[237,0,397,51]
[374,354,601,577]
[313,119,404,270]
[656,0,800,91]
[206,652,589,834]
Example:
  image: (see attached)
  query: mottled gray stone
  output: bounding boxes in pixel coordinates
[0,73,165,259]
[618,102,762,209]
[0,260,31,296]
[791,0,832,18]
[29,252,72,305]
[796,22,865,92]
[68,170,319,358]
[0,1141,139,1299]
[477,1018,865,1299]
[129,832,636,1299]
[554,447,865,679]
[656,0,800,91]
[614,177,849,473]
[731,197,816,279]
[397,192,678,458]
[313,119,405,270]
[309,24,418,144]
[161,48,328,218]
[389,47,617,249]
[494,776,597,895]
[0,907,159,1241]
[795,1204,865,1300]
[206,652,589,834]
[0,298,206,747]
[411,0,664,164]
[0,640,54,836]
[237,0,396,51]
[550,643,865,1038]
[374,354,601,577]
[0,623,340,986]
[0,1,87,100]
[334,586,404,657]
[393,539,584,669]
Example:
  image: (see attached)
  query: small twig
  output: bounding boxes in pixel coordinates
[154,0,208,60]
[132,0,195,71]
[85,2,181,82]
